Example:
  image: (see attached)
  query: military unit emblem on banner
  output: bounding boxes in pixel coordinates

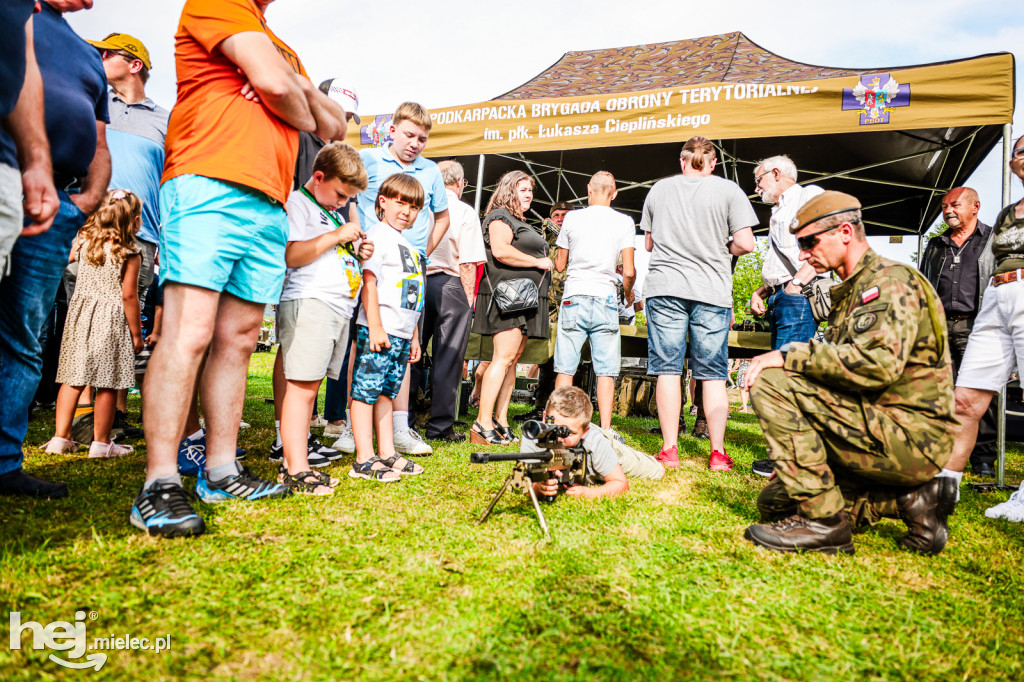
[842,73,911,125]
[360,114,394,147]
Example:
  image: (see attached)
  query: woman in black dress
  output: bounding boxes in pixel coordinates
[471,171,552,444]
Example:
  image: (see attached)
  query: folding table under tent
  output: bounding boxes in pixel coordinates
[347,30,1018,480]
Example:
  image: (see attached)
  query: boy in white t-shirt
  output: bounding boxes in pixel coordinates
[349,174,428,482]
[552,171,636,430]
[275,143,371,495]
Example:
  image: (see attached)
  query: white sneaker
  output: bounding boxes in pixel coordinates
[324,420,347,437]
[89,440,134,458]
[393,428,433,456]
[239,419,251,429]
[984,487,1024,522]
[331,423,355,453]
[309,415,328,429]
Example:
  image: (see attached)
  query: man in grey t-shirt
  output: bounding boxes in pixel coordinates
[640,136,756,472]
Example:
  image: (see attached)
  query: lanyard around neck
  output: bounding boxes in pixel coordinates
[300,187,356,257]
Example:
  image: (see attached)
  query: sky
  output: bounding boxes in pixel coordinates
[64,0,1024,263]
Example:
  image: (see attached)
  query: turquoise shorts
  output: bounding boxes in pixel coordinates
[158,174,288,304]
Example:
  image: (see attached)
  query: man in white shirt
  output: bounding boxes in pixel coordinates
[553,171,636,430]
[748,155,823,477]
[417,160,486,441]
[749,155,824,350]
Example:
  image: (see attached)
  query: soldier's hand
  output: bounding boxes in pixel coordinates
[741,350,785,401]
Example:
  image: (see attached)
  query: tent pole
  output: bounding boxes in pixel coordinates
[997,123,1012,486]
[474,154,486,215]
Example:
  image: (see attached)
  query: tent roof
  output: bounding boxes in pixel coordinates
[494,32,866,100]
[349,31,1015,235]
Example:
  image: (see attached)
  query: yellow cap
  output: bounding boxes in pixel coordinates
[790,190,862,233]
[87,33,151,70]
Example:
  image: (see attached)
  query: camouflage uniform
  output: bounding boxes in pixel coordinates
[542,219,566,322]
[749,249,958,526]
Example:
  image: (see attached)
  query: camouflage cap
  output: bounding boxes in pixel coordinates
[790,191,862,233]
[549,201,573,216]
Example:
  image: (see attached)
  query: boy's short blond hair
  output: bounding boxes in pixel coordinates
[393,101,432,132]
[375,173,425,220]
[545,386,593,425]
[312,142,368,191]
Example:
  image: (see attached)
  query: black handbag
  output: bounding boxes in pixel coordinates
[488,275,540,315]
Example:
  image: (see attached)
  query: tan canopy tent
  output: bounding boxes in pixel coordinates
[349,31,1016,239]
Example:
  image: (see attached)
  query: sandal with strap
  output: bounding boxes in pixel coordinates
[279,469,335,495]
[470,420,507,446]
[348,457,401,482]
[379,453,424,476]
[495,424,518,444]
[278,465,339,488]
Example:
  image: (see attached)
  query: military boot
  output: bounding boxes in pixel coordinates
[895,476,957,556]
[691,416,709,440]
[744,512,854,555]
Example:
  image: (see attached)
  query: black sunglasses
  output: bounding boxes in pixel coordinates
[796,224,841,251]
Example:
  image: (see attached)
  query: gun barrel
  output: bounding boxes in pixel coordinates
[470,451,554,464]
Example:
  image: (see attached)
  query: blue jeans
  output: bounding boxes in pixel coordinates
[553,295,621,376]
[0,194,86,474]
[767,289,819,350]
[646,296,730,380]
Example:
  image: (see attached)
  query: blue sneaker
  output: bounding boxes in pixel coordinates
[196,464,292,503]
[178,436,246,475]
[177,438,206,476]
[130,482,205,538]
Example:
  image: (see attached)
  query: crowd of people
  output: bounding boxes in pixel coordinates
[2,0,1024,556]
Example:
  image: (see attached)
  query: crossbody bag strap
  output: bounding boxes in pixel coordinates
[299,187,357,258]
[769,234,799,278]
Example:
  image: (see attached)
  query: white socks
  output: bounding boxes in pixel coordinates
[187,428,204,442]
[393,411,409,432]
[274,420,282,448]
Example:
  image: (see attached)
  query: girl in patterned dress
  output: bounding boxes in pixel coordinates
[43,190,144,458]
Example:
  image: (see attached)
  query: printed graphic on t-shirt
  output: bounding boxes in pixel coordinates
[397,244,425,312]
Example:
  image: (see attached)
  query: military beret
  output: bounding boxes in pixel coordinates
[549,201,573,216]
[790,191,862,233]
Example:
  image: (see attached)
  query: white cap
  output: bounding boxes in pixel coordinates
[319,79,361,124]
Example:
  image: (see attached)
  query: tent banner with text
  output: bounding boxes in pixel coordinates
[348,54,1014,156]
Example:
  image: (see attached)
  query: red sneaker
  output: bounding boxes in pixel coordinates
[656,445,680,469]
[709,449,734,472]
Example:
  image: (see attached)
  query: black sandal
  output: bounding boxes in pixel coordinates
[278,469,335,495]
[470,420,507,445]
[348,457,401,482]
[495,424,518,443]
[379,453,424,476]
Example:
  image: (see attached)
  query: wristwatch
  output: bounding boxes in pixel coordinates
[790,277,804,289]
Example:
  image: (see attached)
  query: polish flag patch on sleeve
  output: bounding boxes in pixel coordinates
[861,287,880,303]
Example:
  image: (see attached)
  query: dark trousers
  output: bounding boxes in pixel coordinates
[948,317,997,466]
[416,273,473,437]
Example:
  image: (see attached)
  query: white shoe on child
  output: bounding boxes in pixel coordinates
[42,436,78,454]
[984,487,1024,522]
[331,423,355,453]
[89,441,134,458]
[394,428,433,456]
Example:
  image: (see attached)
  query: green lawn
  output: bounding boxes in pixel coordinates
[2,349,1023,680]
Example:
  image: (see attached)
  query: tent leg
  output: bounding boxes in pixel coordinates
[998,123,1012,486]
[474,154,486,215]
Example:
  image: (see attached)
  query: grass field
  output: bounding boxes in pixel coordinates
[2,349,1023,680]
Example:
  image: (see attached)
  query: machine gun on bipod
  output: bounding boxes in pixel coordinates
[470,419,589,539]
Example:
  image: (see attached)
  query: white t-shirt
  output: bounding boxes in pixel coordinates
[426,189,487,277]
[356,220,425,339]
[280,190,363,318]
[555,205,635,299]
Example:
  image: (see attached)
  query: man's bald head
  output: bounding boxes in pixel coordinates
[587,171,617,206]
[941,186,980,234]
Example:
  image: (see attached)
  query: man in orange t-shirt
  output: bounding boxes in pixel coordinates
[133,0,348,539]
